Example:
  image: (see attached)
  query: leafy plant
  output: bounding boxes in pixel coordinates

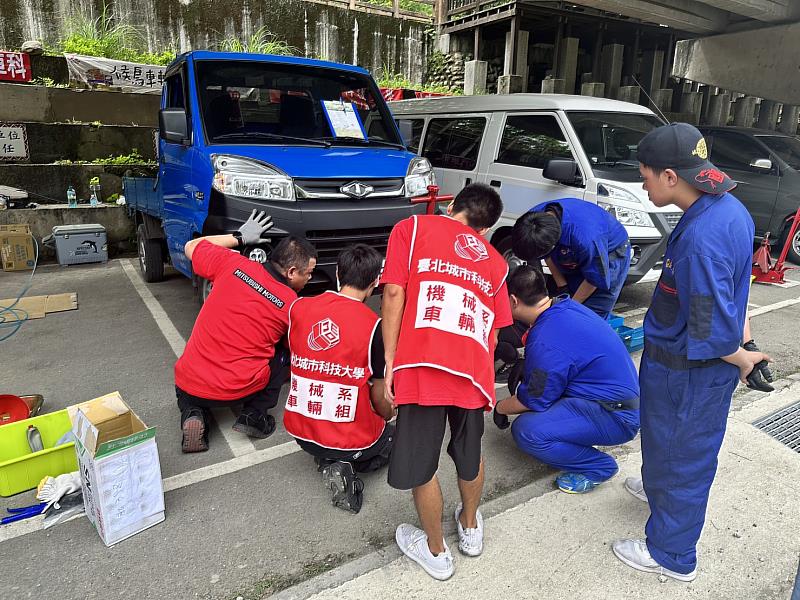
[55,150,155,166]
[218,26,298,56]
[30,76,69,88]
[377,68,462,95]
[359,0,434,15]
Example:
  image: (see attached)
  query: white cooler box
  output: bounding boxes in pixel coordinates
[52,224,108,265]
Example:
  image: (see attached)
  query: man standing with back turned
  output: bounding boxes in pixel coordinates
[611,123,770,581]
[381,183,512,581]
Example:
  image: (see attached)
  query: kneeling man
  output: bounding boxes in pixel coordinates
[494,265,640,493]
[284,244,395,513]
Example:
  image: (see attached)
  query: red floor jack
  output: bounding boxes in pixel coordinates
[409,185,454,214]
[752,206,800,285]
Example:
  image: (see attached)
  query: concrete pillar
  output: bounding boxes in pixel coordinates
[778,105,800,134]
[581,82,605,97]
[755,100,780,130]
[640,50,664,96]
[437,34,451,54]
[556,37,579,95]
[650,89,673,116]
[680,91,703,123]
[600,43,624,100]
[698,85,712,124]
[541,78,566,94]
[733,96,758,127]
[617,86,640,104]
[706,93,732,126]
[516,30,530,92]
[497,75,523,95]
[464,60,488,95]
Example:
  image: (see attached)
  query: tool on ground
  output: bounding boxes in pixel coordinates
[26,425,43,452]
[42,490,85,530]
[409,185,454,215]
[743,339,774,392]
[752,206,800,285]
[37,471,81,511]
[1,502,46,525]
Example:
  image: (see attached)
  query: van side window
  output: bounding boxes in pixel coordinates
[496,115,573,169]
[165,72,185,110]
[422,117,486,171]
[396,119,425,153]
[708,132,774,173]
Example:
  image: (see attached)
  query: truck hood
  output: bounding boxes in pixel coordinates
[204,145,417,178]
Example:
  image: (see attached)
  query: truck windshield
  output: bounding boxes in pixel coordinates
[195,60,403,148]
[756,135,800,171]
[567,112,664,182]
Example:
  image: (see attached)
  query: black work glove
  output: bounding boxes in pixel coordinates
[507,360,524,398]
[743,339,774,392]
[493,402,510,430]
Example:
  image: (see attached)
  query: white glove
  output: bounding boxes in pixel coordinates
[37,471,82,510]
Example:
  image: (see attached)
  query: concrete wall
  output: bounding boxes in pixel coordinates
[0,83,160,126]
[0,0,428,84]
[15,122,157,163]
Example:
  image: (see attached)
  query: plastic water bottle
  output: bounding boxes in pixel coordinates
[67,186,77,208]
[90,191,99,207]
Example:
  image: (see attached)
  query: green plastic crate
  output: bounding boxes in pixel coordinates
[0,409,77,497]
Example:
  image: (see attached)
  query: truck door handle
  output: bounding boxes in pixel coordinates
[465,177,472,185]
[490,180,501,188]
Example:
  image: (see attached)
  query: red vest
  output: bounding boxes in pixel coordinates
[284,291,385,451]
[393,215,508,408]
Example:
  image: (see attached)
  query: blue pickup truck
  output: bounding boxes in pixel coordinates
[125,50,433,295]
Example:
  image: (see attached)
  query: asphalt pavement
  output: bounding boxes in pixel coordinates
[1,256,799,600]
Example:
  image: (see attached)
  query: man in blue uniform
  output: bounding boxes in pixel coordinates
[611,123,770,582]
[512,197,631,319]
[493,265,640,493]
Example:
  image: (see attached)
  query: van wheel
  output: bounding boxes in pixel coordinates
[781,222,800,265]
[199,277,213,304]
[137,224,164,283]
[495,235,525,274]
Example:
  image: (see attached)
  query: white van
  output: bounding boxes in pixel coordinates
[389,94,681,283]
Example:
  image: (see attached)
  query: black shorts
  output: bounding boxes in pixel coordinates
[388,404,484,490]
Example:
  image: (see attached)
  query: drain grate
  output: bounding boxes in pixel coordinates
[753,401,800,453]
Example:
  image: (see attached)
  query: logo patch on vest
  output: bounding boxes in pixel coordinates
[308,318,340,351]
[454,233,489,262]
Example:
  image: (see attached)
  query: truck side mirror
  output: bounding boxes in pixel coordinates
[543,158,580,185]
[750,158,773,171]
[159,109,189,145]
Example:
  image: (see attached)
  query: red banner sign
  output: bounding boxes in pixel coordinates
[0,51,31,82]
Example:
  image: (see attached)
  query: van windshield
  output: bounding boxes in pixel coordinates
[756,135,800,170]
[567,112,664,182]
[195,60,403,148]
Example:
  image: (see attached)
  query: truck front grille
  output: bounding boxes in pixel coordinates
[305,226,394,265]
[665,213,682,229]
[295,178,405,200]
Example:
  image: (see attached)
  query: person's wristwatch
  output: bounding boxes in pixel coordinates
[231,231,244,248]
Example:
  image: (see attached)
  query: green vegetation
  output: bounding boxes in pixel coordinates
[378,69,462,95]
[30,76,69,88]
[218,26,298,56]
[59,3,176,66]
[56,150,155,166]
[361,0,434,15]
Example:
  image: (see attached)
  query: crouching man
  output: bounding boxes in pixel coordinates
[284,244,395,513]
[494,265,640,493]
[176,210,317,452]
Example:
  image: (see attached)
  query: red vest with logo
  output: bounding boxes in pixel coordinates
[284,291,385,451]
[393,215,509,408]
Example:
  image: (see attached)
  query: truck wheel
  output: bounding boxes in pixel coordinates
[781,222,800,265]
[495,235,525,274]
[200,277,213,304]
[137,224,165,283]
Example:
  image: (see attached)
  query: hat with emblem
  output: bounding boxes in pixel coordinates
[637,122,736,195]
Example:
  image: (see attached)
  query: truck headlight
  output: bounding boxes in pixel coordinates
[597,183,643,205]
[212,155,294,202]
[598,201,655,228]
[405,157,435,198]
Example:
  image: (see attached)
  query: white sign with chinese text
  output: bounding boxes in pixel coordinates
[285,372,359,423]
[65,53,165,94]
[415,280,495,350]
[0,123,28,160]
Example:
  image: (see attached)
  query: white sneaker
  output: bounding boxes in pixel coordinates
[612,539,697,582]
[624,477,648,503]
[395,523,455,581]
[454,503,484,556]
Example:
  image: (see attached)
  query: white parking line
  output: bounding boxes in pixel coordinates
[120,259,257,457]
[616,307,649,319]
[749,296,800,318]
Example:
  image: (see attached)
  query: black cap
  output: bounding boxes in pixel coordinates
[637,122,735,195]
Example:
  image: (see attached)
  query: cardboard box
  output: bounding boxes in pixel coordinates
[0,231,35,271]
[69,392,165,547]
[0,224,31,234]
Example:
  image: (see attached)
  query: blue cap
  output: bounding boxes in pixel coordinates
[637,122,735,194]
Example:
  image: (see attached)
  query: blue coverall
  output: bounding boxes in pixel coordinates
[640,192,754,575]
[532,198,631,319]
[511,297,640,481]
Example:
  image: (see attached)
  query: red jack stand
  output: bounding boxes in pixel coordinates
[409,185,454,214]
[752,206,800,285]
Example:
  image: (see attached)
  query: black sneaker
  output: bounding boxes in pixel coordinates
[314,456,336,473]
[232,411,276,439]
[495,360,517,384]
[322,461,364,514]
[181,409,209,453]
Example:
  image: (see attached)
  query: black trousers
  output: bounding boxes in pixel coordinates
[295,423,394,474]
[177,347,290,425]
